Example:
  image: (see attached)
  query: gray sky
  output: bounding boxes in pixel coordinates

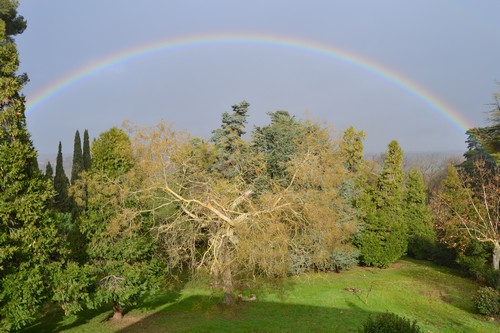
[17,0,500,155]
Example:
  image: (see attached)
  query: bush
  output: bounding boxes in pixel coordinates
[473,287,500,316]
[329,249,359,272]
[484,269,500,292]
[359,312,422,333]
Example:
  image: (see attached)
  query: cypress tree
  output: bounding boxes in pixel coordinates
[0,2,61,330]
[54,141,70,212]
[71,130,83,184]
[45,161,54,181]
[83,129,91,171]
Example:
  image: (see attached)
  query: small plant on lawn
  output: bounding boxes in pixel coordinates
[359,312,422,333]
[473,286,500,316]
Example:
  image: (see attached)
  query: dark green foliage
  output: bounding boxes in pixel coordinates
[82,129,91,171]
[71,129,83,184]
[53,141,71,212]
[0,2,61,330]
[359,312,423,333]
[457,240,491,280]
[73,127,163,319]
[358,141,408,268]
[210,101,250,178]
[252,110,307,182]
[484,269,500,291]
[404,168,436,260]
[473,287,500,316]
[45,161,53,181]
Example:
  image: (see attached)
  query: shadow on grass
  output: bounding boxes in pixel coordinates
[18,290,183,333]
[115,296,380,333]
[396,258,479,314]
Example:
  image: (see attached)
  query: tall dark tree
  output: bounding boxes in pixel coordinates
[54,141,70,212]
[0,2,61,330]
[404,168,435,259]
[82,129,91,171]
[358,140,408,267]
[71,130,83,184]
[45,161,54,181]
[210,100,250,178]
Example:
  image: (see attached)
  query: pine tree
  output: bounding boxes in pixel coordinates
[358,140,408,267]
[0,2,61,330]
[71,130,83,184]
[82,129,91,171]
[54,141,70,212]
[404,168,435,259]
[210,100,250,178]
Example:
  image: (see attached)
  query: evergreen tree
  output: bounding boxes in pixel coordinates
[340,126,366,173]
[404,168,435,259]
[82,129,91,171]
[73,127,162,320]
[71,130,83,184]
[45,161,54,181]
[54,141,70,212]
[358,140,408,267]
[210,100,250,178]
[0,2,61,330]
[252,110,307,182]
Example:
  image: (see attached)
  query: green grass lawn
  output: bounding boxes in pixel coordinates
[21,258,498,332]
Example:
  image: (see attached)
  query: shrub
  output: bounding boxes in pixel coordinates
[359,312,422,333]
[484,269,500,292]
[473,287,500,316]
[329,249,359,272]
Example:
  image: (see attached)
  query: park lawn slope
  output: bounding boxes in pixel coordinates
[21,258,498,333]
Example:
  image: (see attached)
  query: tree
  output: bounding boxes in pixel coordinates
[53,141,71,212]
[433,161,499,270]
[340,126,366,173]
[45,161,54,181]
[72,127,162,320]
[358,140,408,267]
[403,168,435,259]
[82,129,91,171]
[210,100,250,178]
[0,2,60,330]
[252,110,307,182]
[127,117,358,305]
[71,130,83,184]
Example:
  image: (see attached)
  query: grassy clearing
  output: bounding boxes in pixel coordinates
[21,258,498,332]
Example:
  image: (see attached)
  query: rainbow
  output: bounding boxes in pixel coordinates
[25,33,475,133]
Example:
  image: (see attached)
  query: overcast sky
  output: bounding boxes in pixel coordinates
[16,0,500,155]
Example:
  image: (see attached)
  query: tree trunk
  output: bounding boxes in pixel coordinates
[493,242,500,271]
[221,250,235,305]
[112,300,123,320]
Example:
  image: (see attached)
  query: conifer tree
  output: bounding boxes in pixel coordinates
[45,161,54,181]
[211,100,250,178]
[358,140,408,267]
[404,168,435,259]
[71,130,83,184]
[54,141,70,212]
[0,2,61,330]
[340,126,366,173]
[83,129,91,171]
